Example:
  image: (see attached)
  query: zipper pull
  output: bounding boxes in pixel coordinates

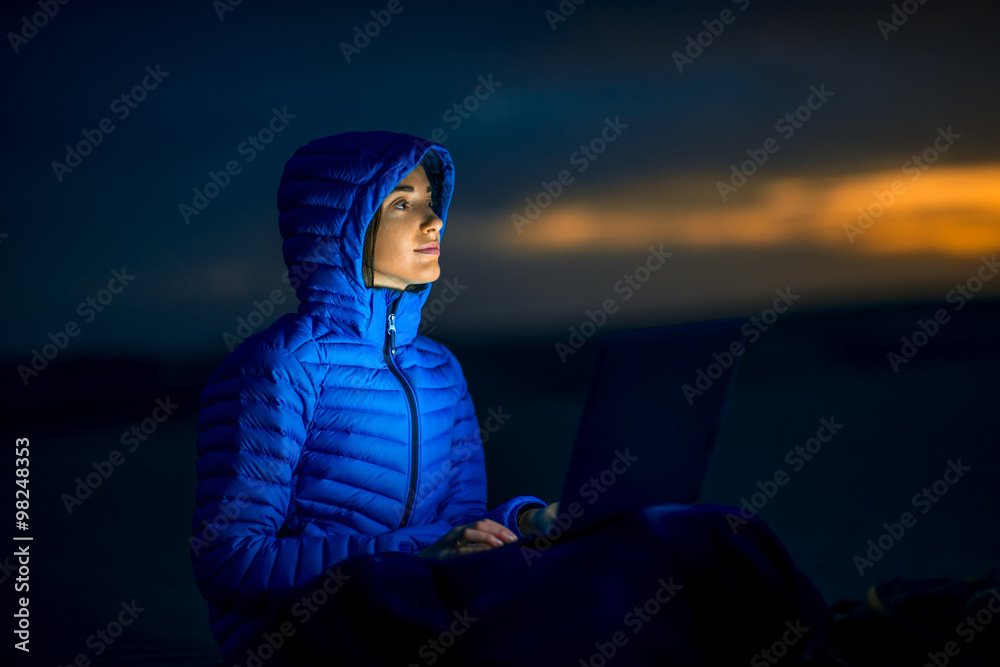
[387,312,397,357]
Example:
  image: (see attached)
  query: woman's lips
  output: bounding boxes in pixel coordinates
[415,247,439,255]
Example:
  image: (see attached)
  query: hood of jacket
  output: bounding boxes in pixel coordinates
[276,131,455,348]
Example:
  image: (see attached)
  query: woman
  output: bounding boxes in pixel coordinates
[190,131,831,666]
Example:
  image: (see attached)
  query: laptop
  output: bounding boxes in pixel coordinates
[518,316,749,544]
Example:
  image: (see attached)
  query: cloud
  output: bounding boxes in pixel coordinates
[479,164,1000,257]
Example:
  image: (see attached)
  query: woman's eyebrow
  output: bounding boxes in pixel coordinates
[390,184,433,193]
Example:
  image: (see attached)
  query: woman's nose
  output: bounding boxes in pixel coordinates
[423,209,443,231]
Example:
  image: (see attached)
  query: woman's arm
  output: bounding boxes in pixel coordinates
[190,338,452,615]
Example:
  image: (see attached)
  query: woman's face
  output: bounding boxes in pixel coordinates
[371,163,442,290]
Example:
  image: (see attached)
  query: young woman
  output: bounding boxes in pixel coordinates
[190,131,832,666]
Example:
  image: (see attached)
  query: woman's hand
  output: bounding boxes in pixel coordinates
[417,518,519,560]
[518,502,561,538]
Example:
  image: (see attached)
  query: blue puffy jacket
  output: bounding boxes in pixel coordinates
[190,131,547,663]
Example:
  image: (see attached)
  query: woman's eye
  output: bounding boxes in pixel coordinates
[393,199,436,210]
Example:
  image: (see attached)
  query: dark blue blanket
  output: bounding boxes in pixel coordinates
[248,503,830,666]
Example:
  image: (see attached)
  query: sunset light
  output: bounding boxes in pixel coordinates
[498,164,1000,258]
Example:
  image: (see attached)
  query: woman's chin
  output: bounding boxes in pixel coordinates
[414,265,441,284]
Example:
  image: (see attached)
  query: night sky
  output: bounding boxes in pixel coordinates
[2,0,998,360]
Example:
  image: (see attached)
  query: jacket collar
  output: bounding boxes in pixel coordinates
[296,275,430,349]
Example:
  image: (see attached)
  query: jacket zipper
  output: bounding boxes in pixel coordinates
[385,295,420,528]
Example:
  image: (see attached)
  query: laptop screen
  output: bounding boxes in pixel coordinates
[557,317,749,533]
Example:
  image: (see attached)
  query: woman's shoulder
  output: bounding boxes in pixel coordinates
[224,313,316,356]
[207,313,321,387]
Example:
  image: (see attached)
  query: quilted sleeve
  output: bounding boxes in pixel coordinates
[436,378,547,538]
[190,340,453,614]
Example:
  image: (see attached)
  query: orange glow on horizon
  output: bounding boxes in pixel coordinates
[492,164,1000,257]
